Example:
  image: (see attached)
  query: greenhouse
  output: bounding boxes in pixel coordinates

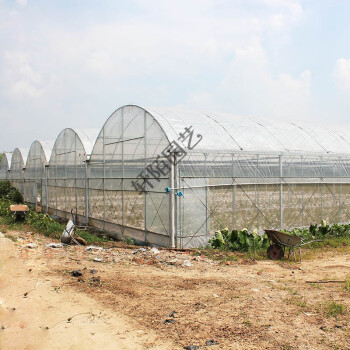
[10,148,28,196]
[24,140,54,210]
[0,152,12,180]
[3,104,350,248]
[47,128,99,222]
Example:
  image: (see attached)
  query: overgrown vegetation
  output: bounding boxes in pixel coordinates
[0,180,23,204]
[209,219,350,254]
[209,228,269,253]
[0,180,109,243]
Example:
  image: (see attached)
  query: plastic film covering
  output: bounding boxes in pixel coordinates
[89,105,170,243]
[5,104,350,248]
[9,148,28,195]
[24,140,54,208]
[48,128,99,219]
[0,153,12,180]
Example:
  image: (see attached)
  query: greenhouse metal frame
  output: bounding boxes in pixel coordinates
[2,104,350,248]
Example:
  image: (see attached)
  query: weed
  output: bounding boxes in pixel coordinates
[4,233,17,242]
[285,296,306,308]
[124,237,135,245]
[323,302,347,317]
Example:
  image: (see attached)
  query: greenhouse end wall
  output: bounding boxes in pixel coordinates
[4,104,350,248]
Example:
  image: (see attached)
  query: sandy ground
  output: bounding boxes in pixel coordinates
[1,230,350,350]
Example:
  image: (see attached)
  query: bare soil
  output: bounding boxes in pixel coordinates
[1,230,350,350]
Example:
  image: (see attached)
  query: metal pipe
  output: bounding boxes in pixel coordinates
[84,160,89,225]
[279,155,283,229]
[45,164,49,213]
[169,153,176,248]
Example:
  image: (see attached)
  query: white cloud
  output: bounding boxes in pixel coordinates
[0,0,311,150]
[187,42,312,120]
[333,58,350,93]
[16,0,27,7]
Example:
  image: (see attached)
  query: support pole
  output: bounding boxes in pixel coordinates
[169,153,176,248]
[279,155,283,230]
[45,164,49,214]
[84,159,89,225]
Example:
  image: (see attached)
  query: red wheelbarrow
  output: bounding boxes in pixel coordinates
[264,229,321,263]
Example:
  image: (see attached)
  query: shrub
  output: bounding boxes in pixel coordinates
[0,180,11,197]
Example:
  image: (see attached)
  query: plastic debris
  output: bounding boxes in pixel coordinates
[169,310,177,318]
[24,243,37,249]
[164,319,175,324]
[86,246,103,251]
[182,260,193,267]
[71,270,83,277]
[150,247,160,255]
[93,258,103,263]
[45,243,64,248]
[132,248,147,254]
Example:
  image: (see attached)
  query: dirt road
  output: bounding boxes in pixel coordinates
[0,232,176,350]
[1,230,350,349]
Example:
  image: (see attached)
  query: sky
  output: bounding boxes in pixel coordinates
[1,0,350,152]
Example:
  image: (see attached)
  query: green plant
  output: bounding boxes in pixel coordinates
[324,302,347,317]
[0,180,11,197]
[0,180,24,204]
[208,228,269,253]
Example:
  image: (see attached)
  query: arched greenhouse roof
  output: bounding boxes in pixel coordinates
[1,152,12,170]
[50,128,100,163]
[27,140,55,166]
[10,148,28,170]
[120,105,350,155]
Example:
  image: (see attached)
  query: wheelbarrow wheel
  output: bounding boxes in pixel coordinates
[267,244,284,260]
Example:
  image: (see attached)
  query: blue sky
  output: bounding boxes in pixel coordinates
[1,0,350,151]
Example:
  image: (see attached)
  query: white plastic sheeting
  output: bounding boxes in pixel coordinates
[48,128,99,219]
[0,153,12,180]
[3,104,350,248]
[24,140,54,207]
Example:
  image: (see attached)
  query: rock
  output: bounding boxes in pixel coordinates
[212,294,219,298]
[90,269,98,274]
[89,276,101,283]
[205,340,218,346]
[93,258,103,263]
[184,346,201,350]
[71,270,83,277]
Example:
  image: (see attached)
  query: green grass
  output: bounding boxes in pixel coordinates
[0,202,109,244]
[77,230,109,244]
[323,301,347,317]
